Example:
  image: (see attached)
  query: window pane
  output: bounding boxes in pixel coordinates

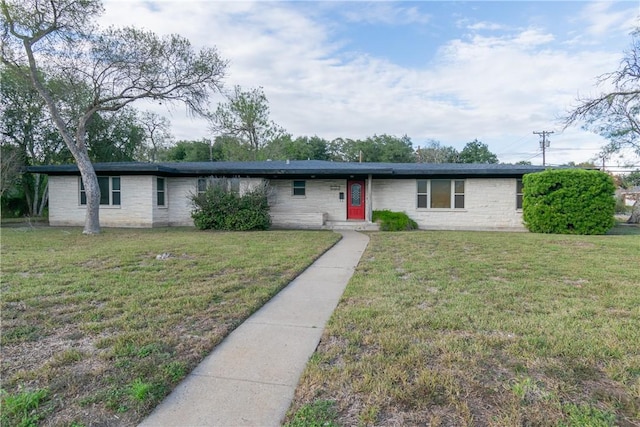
[111,177,120,191]
[112,192,121,206]
[80,178,86,205]
[351,183,361,206]
[197,178,207,193]
[417,194,427,208]
[516,179,524,193]
[157,178,165,206]
[293,180,305,196]
[517,194,523,210]
[455,180,464,193]
[455,195,465,209]
[417,180,427,194]
[98,177,110,205]
[431,179,451,208]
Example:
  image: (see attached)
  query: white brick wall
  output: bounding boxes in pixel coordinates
[372,178,525,230]
[269,179,347,226]
[48,175,154,227]
[48,175,525,230]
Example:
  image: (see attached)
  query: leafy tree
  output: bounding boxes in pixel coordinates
[458,139,499,164]
[138,111,174,162]
[415,140,459,163]
[0,65,70,216]
[565,30,640,223]
[264,135,330,160]
[329,134,415,162]
[2,0,227,233]
[161,139,218,162]
[619,170,640,189]
[0,144,22,197]
[85,109,145,162]
[209,86,284,158]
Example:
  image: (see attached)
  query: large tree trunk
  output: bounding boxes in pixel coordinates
[76,149,101,234]
[628,201,640,224]
[38,180,49,217]
[21,37,102,233]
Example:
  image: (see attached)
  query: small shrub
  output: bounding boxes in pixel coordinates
[522,169,615,235]
[372,210,418,231]
[190,178,271,231]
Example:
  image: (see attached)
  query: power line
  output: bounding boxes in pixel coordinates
[533,131,554,166]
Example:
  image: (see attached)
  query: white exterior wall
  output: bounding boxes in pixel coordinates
[48,175,154,227]
[269,179,347,227]
[152,177,169,227]
[372,178,525,231]
[166,177,197,226]
[47,175,524,230]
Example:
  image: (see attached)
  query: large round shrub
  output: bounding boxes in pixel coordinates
[522,169,615,235]
[191,180,270,231]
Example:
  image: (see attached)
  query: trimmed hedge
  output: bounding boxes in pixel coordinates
[191,180,271,231]
[522,169,615,235]
[372,210,418,231]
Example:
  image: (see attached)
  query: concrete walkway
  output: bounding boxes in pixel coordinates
[139,231,370,427]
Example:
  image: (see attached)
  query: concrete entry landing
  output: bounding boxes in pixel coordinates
[139,231,370,427]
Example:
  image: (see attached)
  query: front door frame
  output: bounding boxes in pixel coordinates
[347,179,366,220]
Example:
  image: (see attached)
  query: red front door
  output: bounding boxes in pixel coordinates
[347,180,365,220]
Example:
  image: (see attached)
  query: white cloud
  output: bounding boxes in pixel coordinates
[579,1,638,37]
[465,21,508,31]
[339,3,432,26]
[96,1,635,166]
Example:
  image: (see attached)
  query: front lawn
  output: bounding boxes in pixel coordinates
[287,231,640,426]
[0,227,340,426]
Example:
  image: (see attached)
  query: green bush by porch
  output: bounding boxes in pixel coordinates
[522,169,616,235]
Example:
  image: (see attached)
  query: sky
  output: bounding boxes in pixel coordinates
[99,0,640,168]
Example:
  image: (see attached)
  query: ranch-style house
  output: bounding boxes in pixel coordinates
[28,160,548,231]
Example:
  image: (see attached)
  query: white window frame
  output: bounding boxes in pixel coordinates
[157,177,167,207]
[416,179,465,210]
[79,176,121,206]
[516,179,524,210]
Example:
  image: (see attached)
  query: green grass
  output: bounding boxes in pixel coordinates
[1,227,340,426]
[287,231,640,426]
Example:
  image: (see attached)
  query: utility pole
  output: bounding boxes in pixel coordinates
[533,131,554,166]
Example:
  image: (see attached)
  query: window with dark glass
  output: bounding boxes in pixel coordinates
[157,177,166,206]
[292,180,306,196]
[454,180,465,209]
[417,180,428,208]
[80,176,121,206]
[516,179,524,210]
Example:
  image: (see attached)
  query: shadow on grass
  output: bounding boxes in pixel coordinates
[607,222,640,235]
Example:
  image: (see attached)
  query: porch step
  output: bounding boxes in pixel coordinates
[324,221,380,231]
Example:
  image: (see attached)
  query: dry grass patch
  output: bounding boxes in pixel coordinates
[287,231,640,427]
[1,227,340,426]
